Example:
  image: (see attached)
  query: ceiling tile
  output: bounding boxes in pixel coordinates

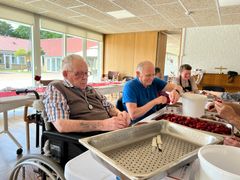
[0,0,46,13]
[220,5,240,15]
[171,17,196,27]
[29,0,80,16]
[47,0,84,8]
[154,2,186,19]
[20,0,40,2]
[71,16,105,26]
[221,14,240,25]
[78,0,122,12]
[180,0,216,11]
[191,9,219,26]
[71,5,115,21]
[0,0,239,34]
[144,0,177,6]
[104,18,143,28]
[127,22,153,31]
[140,15,172,27]
[113,0,157,16]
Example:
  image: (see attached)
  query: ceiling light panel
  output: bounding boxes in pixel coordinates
[218,0,240,7]
[107,10,136,19]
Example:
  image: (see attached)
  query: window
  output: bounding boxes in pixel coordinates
[164,53,178,77]
[66,35,83,56]
[86,40,101,82]
[12,56,17,64]
[18,56,25,64]
[0,19,32,89]
[0,54,3,64]
[40,29,64,80]
[0,16,103,90]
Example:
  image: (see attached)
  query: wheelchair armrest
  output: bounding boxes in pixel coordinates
[42,130,106,143]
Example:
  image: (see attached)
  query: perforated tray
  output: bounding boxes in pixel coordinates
[79,120,223,180]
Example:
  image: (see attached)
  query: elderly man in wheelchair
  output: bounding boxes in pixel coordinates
[10,54,130,180]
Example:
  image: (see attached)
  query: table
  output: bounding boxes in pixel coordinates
[64,151,198,180]
[95,84,123,95]
[0,95,35,154]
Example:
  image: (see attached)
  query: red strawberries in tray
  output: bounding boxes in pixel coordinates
[155,113,231,135]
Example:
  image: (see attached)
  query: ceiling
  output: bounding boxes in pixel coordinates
[0,0,239,34]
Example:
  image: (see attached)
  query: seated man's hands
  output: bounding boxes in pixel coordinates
[224,136,240,148]
[206,102,216,112]
[169,90,180,104]
[154,96,168,105]
[103,114,130,131]
[215,101,237,124]
[117,111,131,125]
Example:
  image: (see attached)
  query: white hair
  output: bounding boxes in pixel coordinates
[62,54,85,71]
[136,61,154,73]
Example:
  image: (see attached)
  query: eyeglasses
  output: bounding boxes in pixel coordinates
[69,71,92,78]
[144,73,155,78]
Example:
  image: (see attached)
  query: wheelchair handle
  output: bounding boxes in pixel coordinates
[16,89,40,99]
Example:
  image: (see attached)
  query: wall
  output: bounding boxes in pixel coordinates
[182,25,240,74]
[104,31,158,78]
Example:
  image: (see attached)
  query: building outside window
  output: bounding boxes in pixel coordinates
[0,53,4,64]
[86,40,101,82]
[0,18,103,89]
[0,19,32,89]
[66,35,83,56]
[40,29,64,80]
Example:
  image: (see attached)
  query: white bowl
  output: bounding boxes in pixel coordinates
[198,145,240,180]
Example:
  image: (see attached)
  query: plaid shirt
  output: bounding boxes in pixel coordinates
[43,80,114,122]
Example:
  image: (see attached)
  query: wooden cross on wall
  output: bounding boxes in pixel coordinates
[215,66,227,74]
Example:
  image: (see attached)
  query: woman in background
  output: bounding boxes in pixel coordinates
[174,64,198,93]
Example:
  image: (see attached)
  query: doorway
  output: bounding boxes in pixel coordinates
[5,55,11,69]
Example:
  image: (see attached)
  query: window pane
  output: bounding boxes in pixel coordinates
[164,53,178,78]
[0,19,32,89]
[66,35,83,56]
[86,40,101,82]
[40,29,63,80]
[0,54,4,64]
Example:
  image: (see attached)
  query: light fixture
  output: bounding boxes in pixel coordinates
[106,10,135,19]
[218,0,240,7]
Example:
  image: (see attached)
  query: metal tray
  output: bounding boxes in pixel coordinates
[79,120,223,180]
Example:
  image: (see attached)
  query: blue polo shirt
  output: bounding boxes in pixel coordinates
[122,77,167,123]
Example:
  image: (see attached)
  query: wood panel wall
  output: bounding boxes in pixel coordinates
[198,73,240,92]
[104,31,158,79]
[155,32,167,77]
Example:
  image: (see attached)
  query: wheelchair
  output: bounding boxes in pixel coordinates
[10,89,101,180]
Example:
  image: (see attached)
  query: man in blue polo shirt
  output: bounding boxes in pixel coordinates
[122,61,182,123]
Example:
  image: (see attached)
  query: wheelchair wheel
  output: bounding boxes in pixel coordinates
[9,154,65,180]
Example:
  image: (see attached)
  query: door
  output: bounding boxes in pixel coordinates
[5,55,11,69]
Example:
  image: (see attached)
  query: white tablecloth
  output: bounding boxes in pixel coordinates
[64,151,116,180]
[64,150,198,180]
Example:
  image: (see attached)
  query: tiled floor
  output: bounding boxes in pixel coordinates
[0,107,41,180]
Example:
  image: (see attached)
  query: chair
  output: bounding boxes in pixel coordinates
[122,76,134,81]
[202,86,225,92]
[116,97,124,111]
[108,71,119,81]
[40,80,55,86]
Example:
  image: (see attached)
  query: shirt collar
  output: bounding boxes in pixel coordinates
[136,77,150,89]
[63,79,74,88]
[63,79,93,91]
